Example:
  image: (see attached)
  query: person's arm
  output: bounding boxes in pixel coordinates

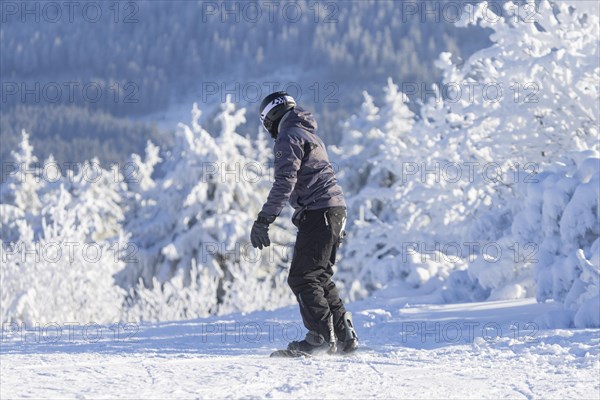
[250,133,304,249]
[260,133,304,218]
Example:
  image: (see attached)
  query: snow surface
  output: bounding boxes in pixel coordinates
[2,296,598,399]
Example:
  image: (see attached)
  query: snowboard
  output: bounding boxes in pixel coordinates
[269,346,366,358]
[270,349,312,358]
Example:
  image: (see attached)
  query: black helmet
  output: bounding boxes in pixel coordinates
[259,91,296,138]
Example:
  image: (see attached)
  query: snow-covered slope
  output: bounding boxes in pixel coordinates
[2,296,598,399]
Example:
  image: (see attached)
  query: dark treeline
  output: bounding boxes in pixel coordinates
[1,0,493,173]
[0,105,166,182]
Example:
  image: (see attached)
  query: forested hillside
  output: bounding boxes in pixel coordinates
[1,0,491,176]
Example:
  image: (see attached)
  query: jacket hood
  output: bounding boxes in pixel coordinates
[280,106,318,135]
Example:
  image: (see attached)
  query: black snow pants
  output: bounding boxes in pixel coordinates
[288,206,347,341]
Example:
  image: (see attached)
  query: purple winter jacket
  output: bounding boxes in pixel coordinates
[260,106,346,222]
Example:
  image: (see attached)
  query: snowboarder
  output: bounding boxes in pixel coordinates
[251,91,359,355]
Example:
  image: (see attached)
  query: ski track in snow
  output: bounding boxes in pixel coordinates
[2,298,599,399]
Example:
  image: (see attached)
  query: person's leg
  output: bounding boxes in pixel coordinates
[320,207,348,338]
[321,266,347,338]
[288,209,337,341]
[323,258,358,350]
[321,210,359,352]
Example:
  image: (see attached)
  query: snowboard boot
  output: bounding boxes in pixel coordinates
[288,315,338,355]
[339,312,359,353]
[287,330,329,354]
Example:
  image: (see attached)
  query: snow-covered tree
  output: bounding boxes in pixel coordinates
[462,153,599,327]
[332,80,462,299]
[1,144,128,324]
[1,99,300,324]
[334,0,599,321]
[438,1,600,321]
[0,130,44,215]
[122,98,295,321]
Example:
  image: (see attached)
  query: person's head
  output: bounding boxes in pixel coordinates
[259,91,296,139]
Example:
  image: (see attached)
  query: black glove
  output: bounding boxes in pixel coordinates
[250,213,276,249]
